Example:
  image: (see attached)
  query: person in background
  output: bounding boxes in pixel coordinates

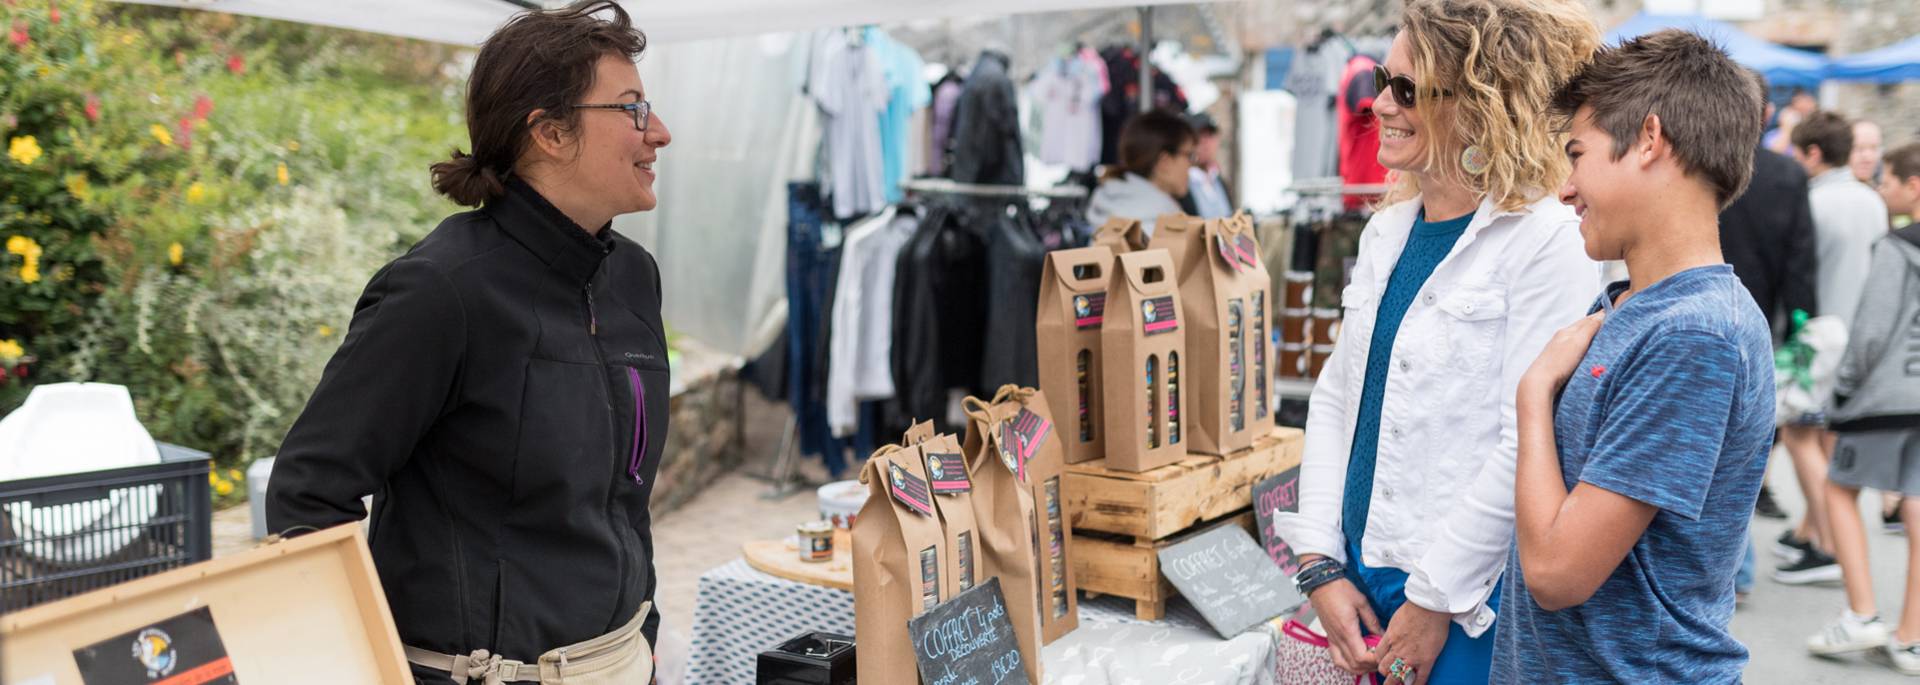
[267,2,672,682]
[1185,112,1234,219]
[1851,119,1884,186]
[1891,144,1920,231]
[1087,110,1192,235]
[1805,141,1920,674]
[1765,87,1818,155]
[1775,111,1892,586]
[1496,30,1774,682]
[1270,1,1602,682]
[1717,70,1818,530]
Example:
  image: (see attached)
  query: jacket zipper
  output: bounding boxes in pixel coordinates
[626,366,647,485]
[587,279,638,627]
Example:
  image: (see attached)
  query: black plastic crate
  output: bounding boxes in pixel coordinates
[0,442,212,612]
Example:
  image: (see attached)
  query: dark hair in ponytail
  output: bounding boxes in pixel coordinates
[430,0,648,206]
[1104,110,1194,182]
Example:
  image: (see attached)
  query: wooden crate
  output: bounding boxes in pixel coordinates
[1064,427,1303,540]
[1072,510,1257,620]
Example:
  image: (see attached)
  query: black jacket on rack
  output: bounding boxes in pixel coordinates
[891,202,988,429]
[981,203,1045,391]
[950,51,1024,186]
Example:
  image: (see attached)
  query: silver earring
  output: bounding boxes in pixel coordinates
[1461,145,1490,175]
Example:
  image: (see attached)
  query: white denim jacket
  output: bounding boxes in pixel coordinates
[1270,193,1599,637]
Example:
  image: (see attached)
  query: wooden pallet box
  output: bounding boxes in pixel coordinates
[1064,427,1302,540]
[1072,510,1257,621]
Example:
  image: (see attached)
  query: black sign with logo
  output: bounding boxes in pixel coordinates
[74,606,239,684]
[908,578,1030,685]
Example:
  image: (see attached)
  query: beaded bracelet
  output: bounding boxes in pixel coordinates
[1293,558,1346,596]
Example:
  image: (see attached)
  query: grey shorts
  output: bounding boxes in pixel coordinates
[1828,429,1920,496]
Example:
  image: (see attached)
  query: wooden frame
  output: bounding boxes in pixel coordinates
[2,524,411,684]
[1072,510,1258,621]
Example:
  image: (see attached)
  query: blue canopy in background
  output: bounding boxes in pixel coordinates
[1605,12,1830,87]
[1828,34,1920,83]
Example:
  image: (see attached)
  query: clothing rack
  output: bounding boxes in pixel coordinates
[1289,176,1392,196]
[902,178,1089,200]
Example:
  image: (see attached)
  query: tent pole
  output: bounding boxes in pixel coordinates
[1139,6,1154,113]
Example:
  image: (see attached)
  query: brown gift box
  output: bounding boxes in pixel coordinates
[1149,214,1273,455]
[852,444,949,685]
[1090,217,1149,254]
[1100,249,1189,472]
[1035,245,1115,465]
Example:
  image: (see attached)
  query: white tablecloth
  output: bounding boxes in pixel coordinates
[684,558,1278,685]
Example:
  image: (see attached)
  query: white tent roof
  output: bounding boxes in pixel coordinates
[113,0,1228,46]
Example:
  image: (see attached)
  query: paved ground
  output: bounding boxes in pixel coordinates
[210,415,1919,683]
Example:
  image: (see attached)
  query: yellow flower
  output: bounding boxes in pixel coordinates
[150,124,173,147]
[168,242,183,266]
[121,32,136,46]
[318,325,334,338]
[227,468,244,481]
[285,140,301,152]
[6,235,38,257]
[8,136,42,166]
[215,480,234,496]
[208,472,219,486]
[20,261,39,283]
[276,162,289,186]
[64,174,91,202]
[35,66,51,78]
[0,339,22,365]
[185,182,206,204]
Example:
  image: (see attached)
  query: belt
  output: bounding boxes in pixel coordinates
[404,646,543,685]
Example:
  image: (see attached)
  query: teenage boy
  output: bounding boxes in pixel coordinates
[1490,30,1776,682]
[1806,142,1920,674]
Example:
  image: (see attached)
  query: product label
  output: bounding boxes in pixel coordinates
[888,462,935,517]
[925,452,971,494]
[999,408,1053,482]
[1143,296,1179,336]
[957,530,975,591]
[74,607,238,685]
[1235,234,1261,270]
[1215,234,1242,273]
[1073,292,1107,330]
[920,545,941,610]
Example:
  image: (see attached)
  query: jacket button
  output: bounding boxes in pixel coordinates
[1476,614,1490,627]
[1463,304,1477,315]
[1424,293,1436,305]
[1399,359,1411,372]
[1383,486,1395,499]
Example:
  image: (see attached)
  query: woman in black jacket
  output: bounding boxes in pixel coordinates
[266,2,672,682]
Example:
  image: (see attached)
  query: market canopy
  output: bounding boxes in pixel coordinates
[112,0,1233,46]
[1827,33,1920,83]
[1605,12,1829,87]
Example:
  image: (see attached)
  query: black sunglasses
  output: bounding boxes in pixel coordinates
[1373,65,1452,109]
[574,100,652,132]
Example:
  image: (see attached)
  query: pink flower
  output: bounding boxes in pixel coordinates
[9,20,28,49]
[192,94,213,121]
[176,117,193,151]
[49,3,59,24]
[227,54,245,75]
[84,94,101,122]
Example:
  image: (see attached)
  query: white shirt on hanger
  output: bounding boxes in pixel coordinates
[826,206,917,437]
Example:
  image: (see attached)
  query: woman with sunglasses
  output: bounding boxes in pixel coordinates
[1270,1,1601,682]
[266,2,672,682]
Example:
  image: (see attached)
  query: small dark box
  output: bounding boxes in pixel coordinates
[756,631,856,685]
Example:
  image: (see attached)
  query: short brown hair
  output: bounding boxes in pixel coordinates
[1551,29,1763,209]
[1790,111,1854,168]
[1887,143,1920,183]
[430,1,648,206]
[1107,111,1194,181]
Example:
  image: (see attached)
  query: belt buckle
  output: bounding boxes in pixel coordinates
[499,660,524,681]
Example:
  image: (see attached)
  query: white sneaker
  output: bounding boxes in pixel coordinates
[1867,636,1920,676]
[1810,612,1892,656]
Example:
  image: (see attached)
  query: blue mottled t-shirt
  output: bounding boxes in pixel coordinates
[1492,265,1774,684]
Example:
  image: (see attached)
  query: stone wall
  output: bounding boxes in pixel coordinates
[1830,0,1920,149]
[650,356,748,515]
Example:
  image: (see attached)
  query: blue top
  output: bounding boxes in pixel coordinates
[1341,208,1474,546]
[1492,265,1774,683]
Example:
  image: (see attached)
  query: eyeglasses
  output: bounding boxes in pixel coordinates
[574,100,652,132]
[1372,65,1452,109]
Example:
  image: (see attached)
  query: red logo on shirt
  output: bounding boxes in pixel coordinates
[1590,365,1606,378]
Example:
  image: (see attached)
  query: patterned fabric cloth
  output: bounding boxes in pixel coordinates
[683,559,1282,685]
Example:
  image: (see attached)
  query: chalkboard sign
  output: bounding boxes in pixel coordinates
[907,577,1031,685]
[1253,466,1303,575]
[1157,522,1304,639]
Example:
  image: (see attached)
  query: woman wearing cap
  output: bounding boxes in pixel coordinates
[267,2,672,682]
[1268,0,1601,682]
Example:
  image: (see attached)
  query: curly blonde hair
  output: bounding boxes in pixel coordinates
[1382,0,1601,212]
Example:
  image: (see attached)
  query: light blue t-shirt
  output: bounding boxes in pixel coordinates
[1492,265,1775,683]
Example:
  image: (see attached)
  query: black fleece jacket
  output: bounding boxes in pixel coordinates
[267,179,669,679]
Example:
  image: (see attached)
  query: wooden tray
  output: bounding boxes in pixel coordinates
[1064,427,1302,540]
[1072,510,1258,621]
[743,538,854,591]
[2,524,409,684]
